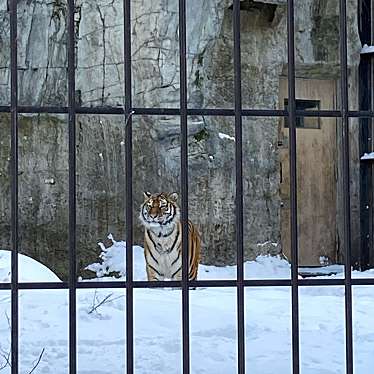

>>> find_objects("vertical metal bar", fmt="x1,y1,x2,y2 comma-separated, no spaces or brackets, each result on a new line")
232,1,245,374
370,0,374,268
67,0,77,373
179,0,190,373
10,0,19,373
124,0,134,373
358,0,372,270
339,0,353,373
287,1,300,373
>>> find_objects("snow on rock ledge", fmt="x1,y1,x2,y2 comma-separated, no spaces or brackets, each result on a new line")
361,152,374,160
218,132,236,141
361,44,374,55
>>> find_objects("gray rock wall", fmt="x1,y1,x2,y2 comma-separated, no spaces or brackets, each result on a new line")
0,0,362,278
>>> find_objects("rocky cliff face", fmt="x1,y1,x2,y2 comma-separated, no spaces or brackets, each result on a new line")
0,0,361,278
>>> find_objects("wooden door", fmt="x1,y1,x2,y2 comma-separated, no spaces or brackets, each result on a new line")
279,78,338,266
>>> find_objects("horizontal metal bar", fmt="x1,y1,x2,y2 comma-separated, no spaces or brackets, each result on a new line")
298,278,346,286
350,278,374,286
296,110,341,117
5,282,69,290
0,105,281,116
348,110,374,117
1,105,374,118
1,277,374,290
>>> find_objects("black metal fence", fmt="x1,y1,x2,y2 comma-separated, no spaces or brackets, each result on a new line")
1,0,374,373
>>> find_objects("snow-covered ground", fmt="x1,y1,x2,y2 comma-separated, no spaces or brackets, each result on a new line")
1,239,374,374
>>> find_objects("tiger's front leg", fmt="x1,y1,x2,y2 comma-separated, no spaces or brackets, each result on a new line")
170,267,182,281
170,268,197,290
146,264,165,281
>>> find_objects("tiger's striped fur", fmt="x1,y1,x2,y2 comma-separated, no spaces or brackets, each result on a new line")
139,192,201,281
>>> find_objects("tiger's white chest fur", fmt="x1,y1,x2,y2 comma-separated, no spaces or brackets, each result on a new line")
145,223,182,280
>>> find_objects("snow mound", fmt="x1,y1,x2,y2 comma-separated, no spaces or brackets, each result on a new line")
0,250,61,283
85,234,147,280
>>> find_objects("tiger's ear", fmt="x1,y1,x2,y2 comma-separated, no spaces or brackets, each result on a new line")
143,191,152,200
168,192,179,201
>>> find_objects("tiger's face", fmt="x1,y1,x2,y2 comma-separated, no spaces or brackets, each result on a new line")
140,192,180,229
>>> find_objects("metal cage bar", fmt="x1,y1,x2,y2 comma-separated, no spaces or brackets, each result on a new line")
3,276,374,291
67,0,77,372
178,0,190,373
2,105,374,118
339,0,354,373
10,0,19,373
287,1,300,373
123,0,134,372
232,1,245,373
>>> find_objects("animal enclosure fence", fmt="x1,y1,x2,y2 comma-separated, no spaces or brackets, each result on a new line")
0,0,373,373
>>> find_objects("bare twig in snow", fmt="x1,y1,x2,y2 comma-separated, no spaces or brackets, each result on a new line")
4,312,10,330
88,292,113,314
0,349,11,371
0,312,45,373
27,348,45,374
0,312,11,371
88,292,124,314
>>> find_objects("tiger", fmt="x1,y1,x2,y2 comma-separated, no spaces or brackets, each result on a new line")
139,191,201,281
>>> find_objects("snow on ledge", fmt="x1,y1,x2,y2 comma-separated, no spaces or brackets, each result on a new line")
361,152,374,160
361,44,374,55
218,132,235,141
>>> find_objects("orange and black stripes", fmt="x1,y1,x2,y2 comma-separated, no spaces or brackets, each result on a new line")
140,192,201,281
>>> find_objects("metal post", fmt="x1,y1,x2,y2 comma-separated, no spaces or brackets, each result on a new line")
123,0,134,373
287,1,300,373
178,0,190,373
67,0,77,372
10,0,19,372
339,1,353,373
232,1,245,373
